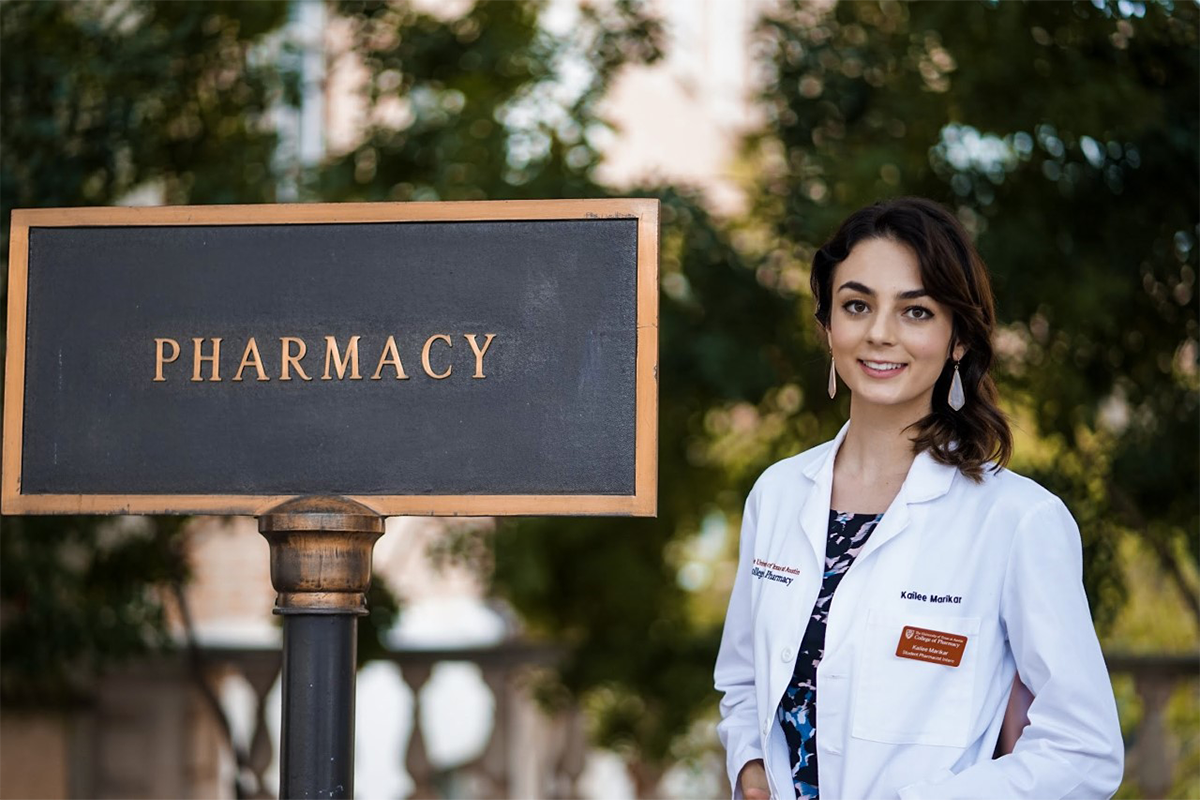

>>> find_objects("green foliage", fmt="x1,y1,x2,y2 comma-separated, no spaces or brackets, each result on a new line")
0,0,293,706
1014,429,1128,630
316,0,663,201
0,516,188,705
357,571,402,666
0,0,291,220
751,0,1199,625
0,0,676,770
491,186,807,766
312,0,745,771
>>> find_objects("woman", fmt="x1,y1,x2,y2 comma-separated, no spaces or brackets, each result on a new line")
714,198,1123,799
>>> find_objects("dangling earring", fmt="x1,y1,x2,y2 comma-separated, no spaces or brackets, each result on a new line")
948,360,966,411
828,352,837,399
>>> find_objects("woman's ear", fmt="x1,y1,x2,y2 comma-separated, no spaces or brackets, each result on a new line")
952,342,967,362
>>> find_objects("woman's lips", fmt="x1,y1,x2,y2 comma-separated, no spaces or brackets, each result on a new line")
858,359,907,378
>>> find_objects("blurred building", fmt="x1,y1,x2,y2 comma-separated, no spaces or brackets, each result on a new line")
0,514,593,800
588,0,764,216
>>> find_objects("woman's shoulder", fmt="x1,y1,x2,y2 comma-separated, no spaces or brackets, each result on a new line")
963,462,1070,518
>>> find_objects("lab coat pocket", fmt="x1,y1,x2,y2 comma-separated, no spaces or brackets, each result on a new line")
850,610,981,748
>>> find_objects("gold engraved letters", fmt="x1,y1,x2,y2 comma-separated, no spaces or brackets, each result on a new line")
421,334,453,380
153,334,498,383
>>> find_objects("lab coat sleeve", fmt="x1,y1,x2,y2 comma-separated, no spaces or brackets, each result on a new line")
714,484,765,799
898,497,1124,800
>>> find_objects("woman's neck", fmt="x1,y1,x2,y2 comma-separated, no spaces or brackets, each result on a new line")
837,397,929,483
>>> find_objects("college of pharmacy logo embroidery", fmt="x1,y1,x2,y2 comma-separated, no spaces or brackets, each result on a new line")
905,629,914,640
749,558,800,587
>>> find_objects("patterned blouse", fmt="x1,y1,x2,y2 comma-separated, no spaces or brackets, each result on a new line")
777,510,884,800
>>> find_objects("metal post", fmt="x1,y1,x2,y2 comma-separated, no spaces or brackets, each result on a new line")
258,497,384,800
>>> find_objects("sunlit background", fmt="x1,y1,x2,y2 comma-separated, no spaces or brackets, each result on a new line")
1,1,1196,798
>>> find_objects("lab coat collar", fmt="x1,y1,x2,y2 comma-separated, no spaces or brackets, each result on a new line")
797,422,959,564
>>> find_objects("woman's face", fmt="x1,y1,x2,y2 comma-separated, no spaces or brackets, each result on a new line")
827,237,962,416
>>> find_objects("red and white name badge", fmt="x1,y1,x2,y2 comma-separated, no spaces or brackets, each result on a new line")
895,625,969,667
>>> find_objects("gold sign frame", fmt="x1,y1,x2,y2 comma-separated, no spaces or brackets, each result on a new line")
2,199,659,517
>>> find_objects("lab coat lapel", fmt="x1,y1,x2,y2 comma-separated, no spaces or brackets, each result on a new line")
798,426,959,566
853,448,958,564
798,423,850,566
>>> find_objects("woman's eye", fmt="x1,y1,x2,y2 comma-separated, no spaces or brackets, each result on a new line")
905,306,934,320
843,300,868,314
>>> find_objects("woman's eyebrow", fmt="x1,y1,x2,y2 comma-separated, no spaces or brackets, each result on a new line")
837,281,928,300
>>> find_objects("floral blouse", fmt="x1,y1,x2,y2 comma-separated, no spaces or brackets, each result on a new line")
777,510,884,800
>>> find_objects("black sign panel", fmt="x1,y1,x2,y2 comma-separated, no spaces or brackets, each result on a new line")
2,200,658,516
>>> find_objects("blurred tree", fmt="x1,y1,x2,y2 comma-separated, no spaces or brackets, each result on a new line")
749,0,1199,627
317,0,664,202
0,0,290,218
0,8,311,798
313,1,792,789
0,0,294,706
0,0,731,791
489,188,809,790
0,516,189,705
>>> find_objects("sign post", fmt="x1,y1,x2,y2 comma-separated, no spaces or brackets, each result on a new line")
3,199,658,798
259,496,383,799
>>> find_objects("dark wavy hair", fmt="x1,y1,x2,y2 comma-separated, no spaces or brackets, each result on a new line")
810,197,1012,481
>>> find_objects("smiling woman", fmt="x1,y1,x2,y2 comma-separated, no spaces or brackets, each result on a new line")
827,238,961,423
810,196,1011,483
714,198,1123,800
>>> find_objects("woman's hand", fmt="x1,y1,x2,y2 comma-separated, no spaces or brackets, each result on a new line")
738,759,770,799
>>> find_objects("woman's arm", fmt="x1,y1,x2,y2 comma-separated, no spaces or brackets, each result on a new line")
715,486,767,799
996,674,1034,756
898,497,1124,799
738,759,771,800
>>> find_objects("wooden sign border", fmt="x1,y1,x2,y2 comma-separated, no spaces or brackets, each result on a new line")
2,198,659,517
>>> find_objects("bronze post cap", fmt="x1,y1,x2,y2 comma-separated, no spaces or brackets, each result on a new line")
258,495,385,534
258,496,385,616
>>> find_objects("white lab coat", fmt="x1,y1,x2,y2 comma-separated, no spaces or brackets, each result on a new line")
714,424,1123,799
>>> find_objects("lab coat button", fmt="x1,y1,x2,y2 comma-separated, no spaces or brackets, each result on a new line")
781,646,794,662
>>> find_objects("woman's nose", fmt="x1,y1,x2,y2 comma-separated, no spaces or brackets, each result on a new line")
866,311,896,345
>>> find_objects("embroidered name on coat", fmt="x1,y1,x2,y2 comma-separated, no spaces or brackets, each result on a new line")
899,590,963,604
